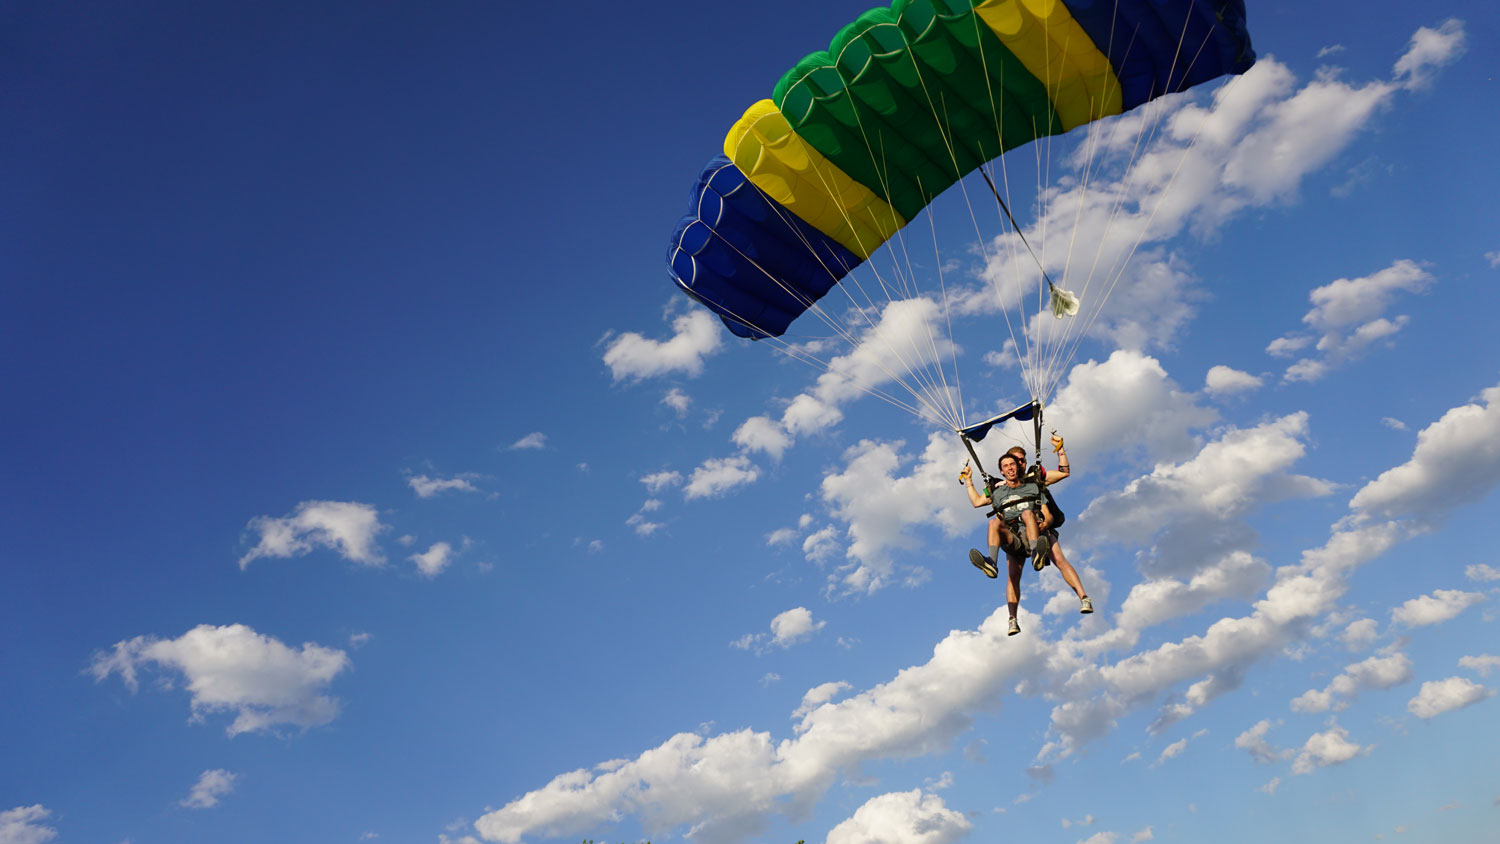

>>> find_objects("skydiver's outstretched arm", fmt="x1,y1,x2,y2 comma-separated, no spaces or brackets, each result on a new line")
960,465,992,509
1039,434,1072,485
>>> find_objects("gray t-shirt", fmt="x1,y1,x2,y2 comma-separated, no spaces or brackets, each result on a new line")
987,480,1041,526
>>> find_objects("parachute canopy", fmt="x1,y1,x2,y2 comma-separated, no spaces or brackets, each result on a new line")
668,0,1255,341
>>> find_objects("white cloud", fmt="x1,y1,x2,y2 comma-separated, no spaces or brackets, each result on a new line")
1458,655,1500,677
410,541,455,578
472,608,1046,844
1340,618,1379,650
181,769,238,809
239,501,386,569
1079,412,1333,577
1290,651,1412,713
1407,677,1492,719
732,416,792,460
1390,590,1484,627
1381,417,1407,431
735,607,826,654
1235,720,1289,765
1466,563,1500,582
1258,777,1281,796
769,607,825,647
1486,250,1500,269
683,456,760,500
1349,382,1500,526
802,525,840,564
1291,724,1366,774
627,512,664,537
792,681,852,720
640,470,682,493
0,806,56,844
408,474,480,498
825,790,971,844
1131,827,1155,843
1266,335,1311,357
1204,365,1262,396
603,310,723,381
1279,260,1434,382
90,624,350,736
1155,737,1189,765
765,527,798,547
508,432,547,450
1392,19,1467,90
662,388,692,416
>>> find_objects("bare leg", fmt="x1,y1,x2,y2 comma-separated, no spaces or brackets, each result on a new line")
987,517,1001,548
1049,539,1087,599
1006,554,1023,617
1020,510,1039,546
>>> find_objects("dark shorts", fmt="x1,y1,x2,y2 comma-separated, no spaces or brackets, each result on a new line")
991,518,1060,558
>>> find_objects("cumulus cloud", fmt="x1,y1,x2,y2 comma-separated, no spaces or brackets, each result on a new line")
732,416,792,460
733,607,826,653
89,623,350,736
640,470,683,493
472,608,1045,844
1079,412,1333,577
0,806,56,844
1465,563,1500,582
1155,737,1189,765
662,388,692,417
1291,724,1366,774
684,456,760,500
825,790,971,844
239,501,386,569
792,681,852,720
508,432,547,450
181,769,238,809
410,541,455,578
1340,618,1379,650
1272,260,1434,382
1235,720,1290,765
1348,381,1500,527
1390,590,1484,627
1290,650,1413,712
1458,655,1500,677
603,310,723,381
408,474,480,498
1204,365,1262,396
1392,19,1467,90
1407,677,1492,719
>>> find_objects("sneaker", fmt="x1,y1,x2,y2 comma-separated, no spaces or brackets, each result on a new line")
1032,534,1052,571
969,548,998,579
1079,596,1094,614
1008,616,1021,636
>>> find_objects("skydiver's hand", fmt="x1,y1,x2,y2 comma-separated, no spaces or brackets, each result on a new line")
1051,433,1065,453
959,465,972,482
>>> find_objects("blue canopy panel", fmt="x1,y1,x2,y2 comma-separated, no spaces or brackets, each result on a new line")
667,156,862,340
1066,0,1255,111
958,401,1039,442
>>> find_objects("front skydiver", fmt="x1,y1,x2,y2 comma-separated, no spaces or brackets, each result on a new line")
960,451,1051,636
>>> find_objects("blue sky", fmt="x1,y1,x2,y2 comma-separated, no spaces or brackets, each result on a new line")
3,2,1499,843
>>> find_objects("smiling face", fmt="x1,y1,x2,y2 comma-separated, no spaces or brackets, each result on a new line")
998,453,1021,482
